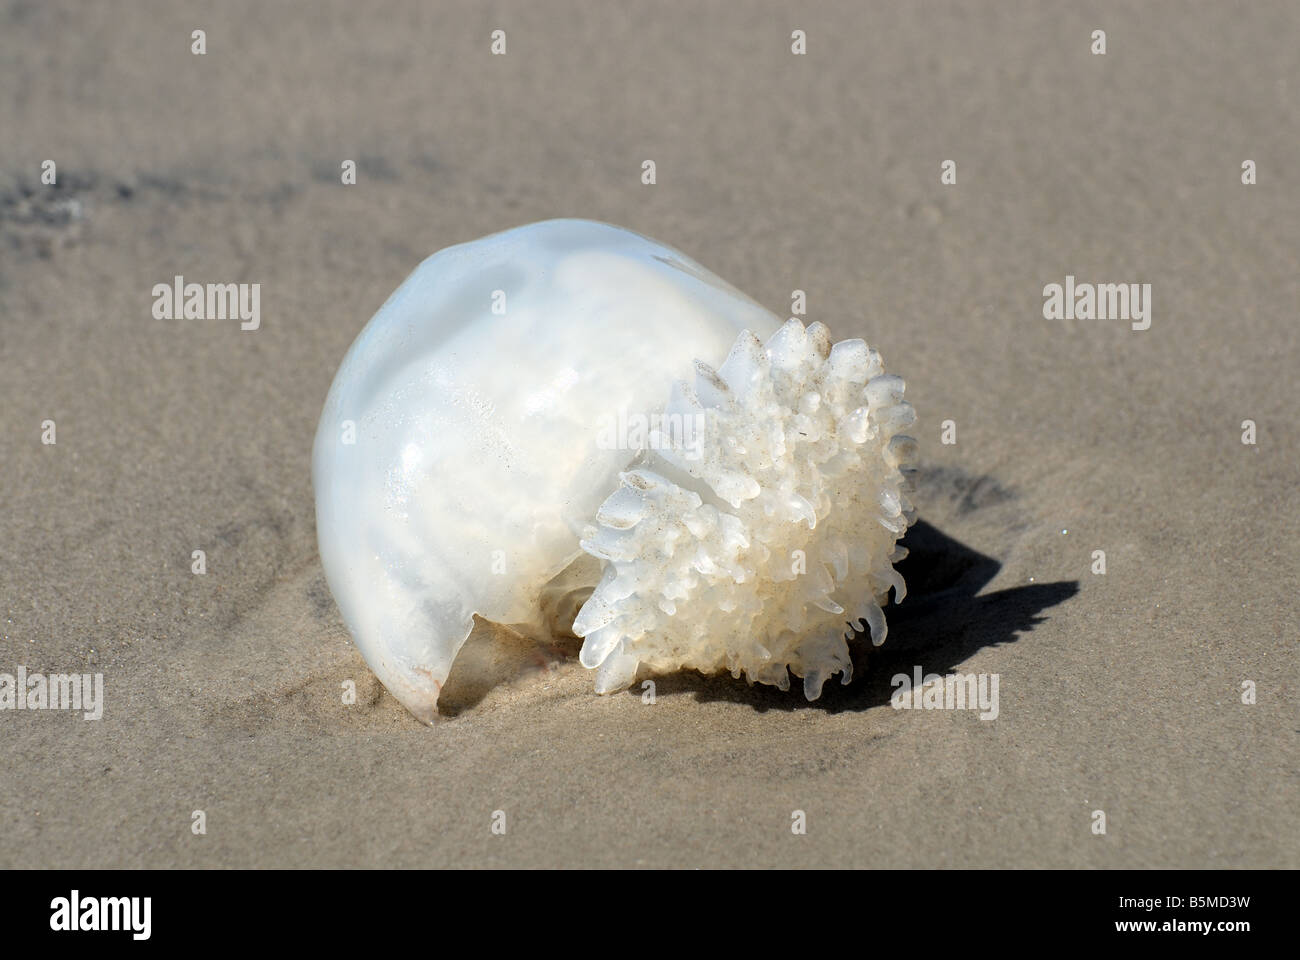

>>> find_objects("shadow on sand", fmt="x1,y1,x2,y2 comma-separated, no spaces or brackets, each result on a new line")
629,519,1078,713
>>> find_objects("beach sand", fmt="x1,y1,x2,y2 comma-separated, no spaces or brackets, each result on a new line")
1,0,1296,867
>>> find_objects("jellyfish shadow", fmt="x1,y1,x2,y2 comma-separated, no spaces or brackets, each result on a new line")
633,519,1079,713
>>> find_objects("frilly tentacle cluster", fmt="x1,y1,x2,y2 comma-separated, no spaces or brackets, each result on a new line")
572,317,918,699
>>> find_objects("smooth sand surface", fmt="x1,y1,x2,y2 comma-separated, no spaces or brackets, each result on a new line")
1,1,1296,867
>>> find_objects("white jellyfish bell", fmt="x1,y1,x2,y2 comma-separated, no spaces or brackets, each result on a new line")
312,219,917,724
